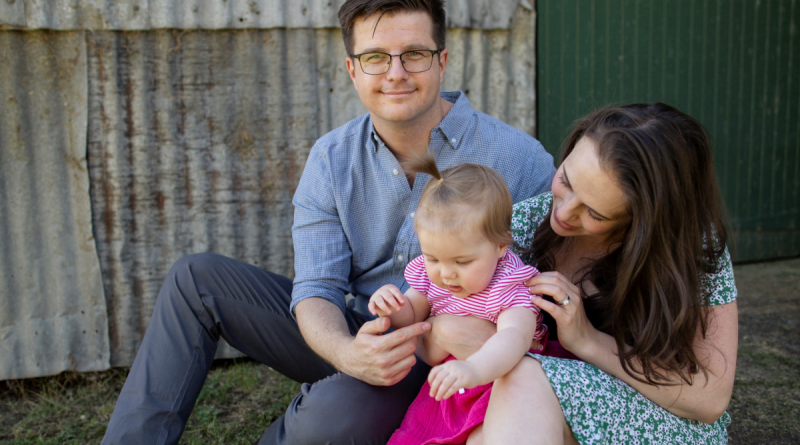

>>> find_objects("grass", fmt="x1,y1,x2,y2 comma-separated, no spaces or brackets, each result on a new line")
1,361,300,445
1,258,799,444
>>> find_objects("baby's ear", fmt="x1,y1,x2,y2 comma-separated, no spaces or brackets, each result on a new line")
498,243,509,258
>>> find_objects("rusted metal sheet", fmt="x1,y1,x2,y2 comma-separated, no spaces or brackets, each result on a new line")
87,7,536,367
1,0,523,30
0,4,536,375
0,31,111,380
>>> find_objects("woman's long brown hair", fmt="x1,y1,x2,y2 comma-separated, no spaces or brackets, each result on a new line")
524,103,729,385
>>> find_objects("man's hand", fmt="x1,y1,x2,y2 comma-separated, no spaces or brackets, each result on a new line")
296,297,430,386
338,317,430,386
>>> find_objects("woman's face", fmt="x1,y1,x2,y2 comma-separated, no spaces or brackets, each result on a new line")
550,137,630,243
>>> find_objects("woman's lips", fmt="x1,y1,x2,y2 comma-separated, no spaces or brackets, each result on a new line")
553,208,577,231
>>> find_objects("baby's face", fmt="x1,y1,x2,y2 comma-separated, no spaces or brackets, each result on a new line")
417,227,507,298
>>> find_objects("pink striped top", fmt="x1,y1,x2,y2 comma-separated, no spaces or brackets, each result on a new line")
405,250,547,341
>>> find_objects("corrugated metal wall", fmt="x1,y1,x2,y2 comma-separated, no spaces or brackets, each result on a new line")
0,1,537,378
0,0,522,29
537,0,800,262
0,31,110,379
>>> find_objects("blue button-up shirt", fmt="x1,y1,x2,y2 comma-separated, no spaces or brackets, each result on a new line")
291,91,555,320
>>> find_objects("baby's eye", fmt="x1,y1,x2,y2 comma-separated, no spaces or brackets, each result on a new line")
456,260,471,265
427,258,439,263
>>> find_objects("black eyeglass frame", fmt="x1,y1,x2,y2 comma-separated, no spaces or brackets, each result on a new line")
350,49,442,75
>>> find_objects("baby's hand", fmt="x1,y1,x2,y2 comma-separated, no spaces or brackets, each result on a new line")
427,360,481,401
368,284,405,317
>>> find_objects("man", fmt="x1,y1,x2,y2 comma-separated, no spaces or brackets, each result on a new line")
102,0,555,443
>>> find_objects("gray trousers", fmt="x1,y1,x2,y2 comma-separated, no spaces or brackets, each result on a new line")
101,253,430,445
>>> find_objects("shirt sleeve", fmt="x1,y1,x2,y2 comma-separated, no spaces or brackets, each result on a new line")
702,246,738,305
290,146,351,318
404,255,430,296
511,192,553,260
492,282,548,342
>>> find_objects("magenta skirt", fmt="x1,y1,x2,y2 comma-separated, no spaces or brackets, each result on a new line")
388,341,578,445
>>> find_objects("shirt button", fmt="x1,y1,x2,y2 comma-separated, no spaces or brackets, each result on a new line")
451,138,457,144
393,168,399,175
410,212,415,218
397,255,404,262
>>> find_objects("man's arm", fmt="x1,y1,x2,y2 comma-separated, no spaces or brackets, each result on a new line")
296,297,431,386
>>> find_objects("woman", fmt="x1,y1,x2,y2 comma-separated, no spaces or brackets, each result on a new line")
428,103,737,444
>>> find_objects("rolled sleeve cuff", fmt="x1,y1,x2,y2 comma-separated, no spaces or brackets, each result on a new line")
290,283,348,319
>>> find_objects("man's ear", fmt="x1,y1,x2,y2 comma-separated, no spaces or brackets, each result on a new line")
437,48,448,84
346,56,358,87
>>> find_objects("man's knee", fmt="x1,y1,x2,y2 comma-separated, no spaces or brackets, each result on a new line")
167,252,227,285
282,374,408,444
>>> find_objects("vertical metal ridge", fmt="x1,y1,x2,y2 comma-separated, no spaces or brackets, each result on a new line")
75,12,537,367
0,31,110,380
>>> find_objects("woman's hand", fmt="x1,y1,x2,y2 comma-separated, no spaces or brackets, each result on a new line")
526,271,600,356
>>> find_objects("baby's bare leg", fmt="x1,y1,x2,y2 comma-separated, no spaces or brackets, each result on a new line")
466,423,484,445
484,357,578,444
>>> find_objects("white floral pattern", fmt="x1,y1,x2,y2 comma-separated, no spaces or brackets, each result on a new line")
513,192,735,444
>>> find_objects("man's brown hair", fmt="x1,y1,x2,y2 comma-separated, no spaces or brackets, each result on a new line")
338,0,447,56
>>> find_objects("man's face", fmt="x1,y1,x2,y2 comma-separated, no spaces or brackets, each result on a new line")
346,11,448,127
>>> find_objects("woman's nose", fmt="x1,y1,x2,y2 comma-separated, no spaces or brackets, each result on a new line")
558,194,580,221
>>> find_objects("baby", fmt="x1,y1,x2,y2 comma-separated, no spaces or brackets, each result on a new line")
369,153,547,445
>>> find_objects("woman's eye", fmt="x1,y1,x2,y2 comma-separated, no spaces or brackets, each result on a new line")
558,173,570,189
588,212,603,222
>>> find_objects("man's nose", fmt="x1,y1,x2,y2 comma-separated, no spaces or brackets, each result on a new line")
385,55,409,81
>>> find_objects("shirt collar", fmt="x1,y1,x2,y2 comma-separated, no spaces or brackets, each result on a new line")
368,90,474,153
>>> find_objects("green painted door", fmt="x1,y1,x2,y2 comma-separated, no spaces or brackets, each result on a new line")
537,0,799,262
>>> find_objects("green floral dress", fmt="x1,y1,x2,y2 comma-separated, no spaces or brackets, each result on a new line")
511,192,736,445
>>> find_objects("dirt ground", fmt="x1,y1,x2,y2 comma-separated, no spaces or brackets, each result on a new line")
726,257,800,444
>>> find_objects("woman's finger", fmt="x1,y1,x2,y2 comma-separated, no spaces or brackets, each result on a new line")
528,283,571,305
531,295,566,323
527,272,580,294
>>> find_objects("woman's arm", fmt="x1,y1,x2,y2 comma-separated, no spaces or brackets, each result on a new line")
423,313,544,361
529,271,738,423
427,308,538,400
579,302,737,423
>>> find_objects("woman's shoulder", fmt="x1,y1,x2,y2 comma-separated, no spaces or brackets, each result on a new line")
702,246,737,305
512,192,553,252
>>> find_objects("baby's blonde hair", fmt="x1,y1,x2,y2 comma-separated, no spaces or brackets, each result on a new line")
404,152,513,245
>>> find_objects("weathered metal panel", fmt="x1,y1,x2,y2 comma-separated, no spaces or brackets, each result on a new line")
85,6,536,367
0,31,111,380
2,0,523,30
0,0,26,27
537,0,799,262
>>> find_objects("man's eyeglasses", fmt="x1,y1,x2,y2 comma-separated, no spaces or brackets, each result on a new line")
350,49,441,75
